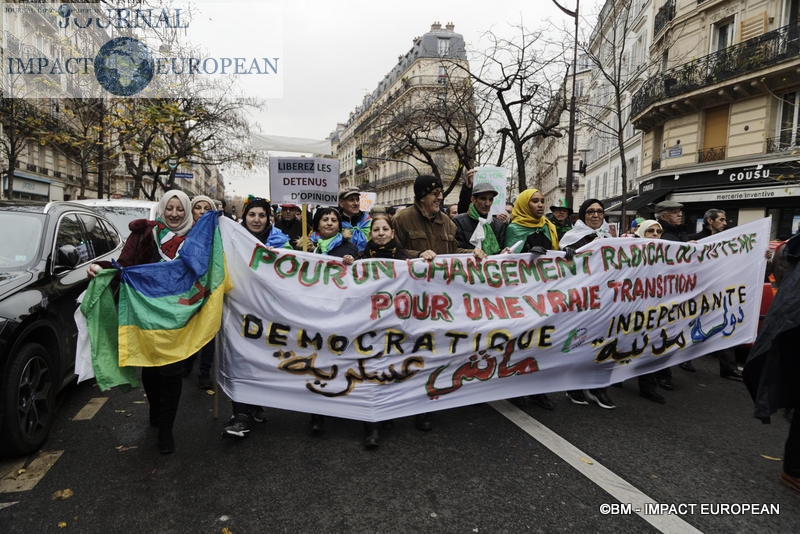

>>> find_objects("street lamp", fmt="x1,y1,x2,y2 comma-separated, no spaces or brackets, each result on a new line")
552,0,580,208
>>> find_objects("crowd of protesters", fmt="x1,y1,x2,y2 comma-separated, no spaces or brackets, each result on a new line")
86,170,795,500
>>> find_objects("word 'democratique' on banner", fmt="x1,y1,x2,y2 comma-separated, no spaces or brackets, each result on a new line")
216,217,770,421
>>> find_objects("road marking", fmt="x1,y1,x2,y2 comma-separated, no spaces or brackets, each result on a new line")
490,400,702,534
72,397,108,421
0,450,64,494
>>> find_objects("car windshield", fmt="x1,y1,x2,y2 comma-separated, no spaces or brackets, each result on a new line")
88,206,151,238
0,213,44,269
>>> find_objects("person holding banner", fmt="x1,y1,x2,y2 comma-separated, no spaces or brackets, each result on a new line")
503,188,560,411
359,212,411,261
559,199,616,410
654,200,696,378
393,174,476,261
223,197,292,438
239,197,292,249
633,220,668,404
305,207,359,261
354,212,411,448
393,174,477,429
338,187,372,253
187,195,219,389
87,190,195,454
504,188,560,254
453,182,508,257
302,206,359,434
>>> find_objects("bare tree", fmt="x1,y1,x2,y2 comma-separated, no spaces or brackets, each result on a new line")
577,0,685,220
465,24,565,193
371,63,488,197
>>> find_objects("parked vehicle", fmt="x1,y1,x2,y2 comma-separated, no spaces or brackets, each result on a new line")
0,201,124,456
71,198,158,239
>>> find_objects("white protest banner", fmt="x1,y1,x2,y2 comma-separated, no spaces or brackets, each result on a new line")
475,166,508,217
217,217,770,421
269,156,339,206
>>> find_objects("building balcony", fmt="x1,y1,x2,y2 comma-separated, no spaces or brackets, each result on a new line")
651,158,661,171
632,23,800,130
697,146,725,163
766,134,800,153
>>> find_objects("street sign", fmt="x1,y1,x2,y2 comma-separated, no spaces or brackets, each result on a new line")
174,172,193,180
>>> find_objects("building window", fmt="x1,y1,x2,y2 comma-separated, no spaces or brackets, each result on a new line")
713,17,735,52
602,172,608,199
437,38,450,56
437,66,448,84
778,91,800,149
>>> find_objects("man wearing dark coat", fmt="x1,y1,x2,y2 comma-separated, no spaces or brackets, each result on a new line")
744,234,800,492
453,182,507,254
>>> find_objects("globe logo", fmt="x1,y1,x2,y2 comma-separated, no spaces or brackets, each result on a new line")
94,37,154,96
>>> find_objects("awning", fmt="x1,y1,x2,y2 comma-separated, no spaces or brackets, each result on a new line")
624,189,668,211
12,170,53,184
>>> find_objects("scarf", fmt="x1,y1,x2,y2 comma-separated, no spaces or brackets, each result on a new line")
468,204,500,255
341,212,371,251
560,219,613,248
266,226,292,249
153,190,193,261
311,232,343,255
506,189,559,250
153,219,187,261
363,238,404,259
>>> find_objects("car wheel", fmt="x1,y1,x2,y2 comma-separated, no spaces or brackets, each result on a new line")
0,343,56,456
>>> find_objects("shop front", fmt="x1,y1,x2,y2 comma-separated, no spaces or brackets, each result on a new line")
1,171,53,200
633,158,800,240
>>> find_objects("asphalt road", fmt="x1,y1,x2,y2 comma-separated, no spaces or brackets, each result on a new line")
1,354,798,533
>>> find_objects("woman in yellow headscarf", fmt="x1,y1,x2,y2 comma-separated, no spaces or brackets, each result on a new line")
503,188,560,412
504,188,560,252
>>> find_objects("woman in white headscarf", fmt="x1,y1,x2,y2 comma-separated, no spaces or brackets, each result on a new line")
561,198,617,410
88,190,194,454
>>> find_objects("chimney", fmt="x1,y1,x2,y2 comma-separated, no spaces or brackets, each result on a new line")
431,21,441,30
445,22,454,31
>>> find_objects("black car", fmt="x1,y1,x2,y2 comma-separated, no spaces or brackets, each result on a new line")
0,201,124,456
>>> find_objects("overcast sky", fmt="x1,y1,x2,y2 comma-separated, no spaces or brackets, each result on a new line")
220,0,600,198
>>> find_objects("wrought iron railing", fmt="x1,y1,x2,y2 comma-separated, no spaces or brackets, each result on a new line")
632,23,800,119
766,134,799,153
698,146,725,163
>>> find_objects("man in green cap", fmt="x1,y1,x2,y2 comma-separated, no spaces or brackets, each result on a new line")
547,198,573,239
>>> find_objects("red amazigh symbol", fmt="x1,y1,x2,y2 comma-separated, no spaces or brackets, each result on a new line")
178,281,210,305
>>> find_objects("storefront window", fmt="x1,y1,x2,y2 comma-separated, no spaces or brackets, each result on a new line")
768,207,800,240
